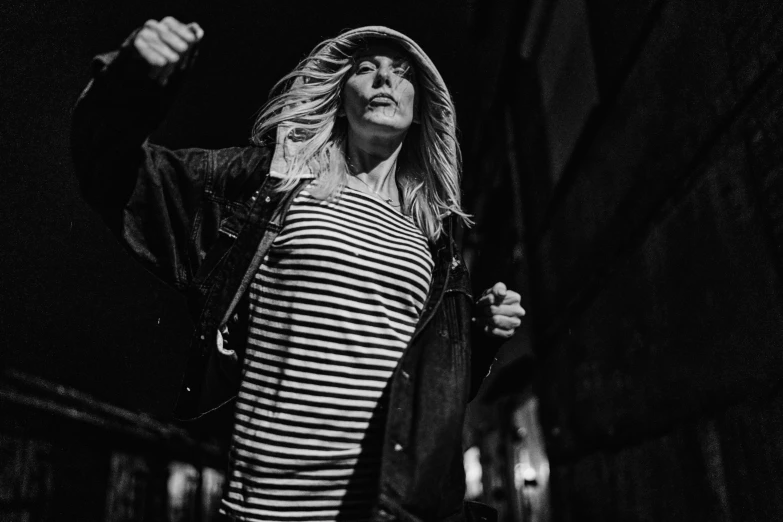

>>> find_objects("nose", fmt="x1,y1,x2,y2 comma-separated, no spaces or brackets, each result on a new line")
372,65,394,88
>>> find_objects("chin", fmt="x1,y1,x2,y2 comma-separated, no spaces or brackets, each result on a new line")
362,117,412,135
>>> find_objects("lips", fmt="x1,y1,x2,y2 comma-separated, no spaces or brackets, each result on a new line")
369,93,396,105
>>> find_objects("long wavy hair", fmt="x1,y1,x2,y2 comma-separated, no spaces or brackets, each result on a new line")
250,28,471,242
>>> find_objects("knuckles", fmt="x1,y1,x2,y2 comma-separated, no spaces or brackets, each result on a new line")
139,17,199,45
491,328,514,339
490,316,521,329
131,16,202,84
137,27,156,40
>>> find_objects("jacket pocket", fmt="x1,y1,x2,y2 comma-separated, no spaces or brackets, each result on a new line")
217,213,243,239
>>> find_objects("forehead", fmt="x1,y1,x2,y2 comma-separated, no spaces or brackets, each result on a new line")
354,41,414,63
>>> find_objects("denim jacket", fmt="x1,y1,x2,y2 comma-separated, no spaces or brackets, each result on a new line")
71,42,500,522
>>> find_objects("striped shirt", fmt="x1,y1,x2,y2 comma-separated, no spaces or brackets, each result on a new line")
222,186,434,522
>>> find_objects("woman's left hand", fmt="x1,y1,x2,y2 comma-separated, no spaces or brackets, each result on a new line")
474,282,526,339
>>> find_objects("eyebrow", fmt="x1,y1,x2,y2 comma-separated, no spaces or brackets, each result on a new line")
355,54,412,64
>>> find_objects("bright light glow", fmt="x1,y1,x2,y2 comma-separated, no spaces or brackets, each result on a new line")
464,446,484,499
514,462,539,489
168,462,198,520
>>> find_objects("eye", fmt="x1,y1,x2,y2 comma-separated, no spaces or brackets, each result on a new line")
355,62,376,74
393,64,414,79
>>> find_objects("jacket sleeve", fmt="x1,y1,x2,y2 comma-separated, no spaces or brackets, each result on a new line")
71,33,212,290
469,323,504,401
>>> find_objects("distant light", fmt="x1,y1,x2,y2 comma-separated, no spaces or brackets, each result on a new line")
168,462,198,519
514,463,538,489
464,446,484,499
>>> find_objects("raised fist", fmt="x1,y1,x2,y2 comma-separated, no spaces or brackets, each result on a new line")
133,16,204,85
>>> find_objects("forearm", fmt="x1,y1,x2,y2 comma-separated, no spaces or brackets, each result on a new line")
70,24,209,289
71,36,179,226
468,323,504,401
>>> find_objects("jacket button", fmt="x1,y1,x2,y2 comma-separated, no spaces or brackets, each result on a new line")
393,443,403,452
264,196,271,203
199,334,205,340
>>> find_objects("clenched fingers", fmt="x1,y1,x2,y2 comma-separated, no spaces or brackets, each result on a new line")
473,283,526,339
476,287,521,307
160,16,201,48
484,326,516,339
133,16,203,85
476,303,526,319
474,317,517,339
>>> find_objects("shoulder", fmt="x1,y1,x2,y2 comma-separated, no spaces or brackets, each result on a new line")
209,144,273,204
211,144,273,176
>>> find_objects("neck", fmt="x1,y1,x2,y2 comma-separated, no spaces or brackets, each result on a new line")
345,129,406,195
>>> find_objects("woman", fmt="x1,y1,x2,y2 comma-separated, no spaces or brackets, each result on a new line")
72,16,525,522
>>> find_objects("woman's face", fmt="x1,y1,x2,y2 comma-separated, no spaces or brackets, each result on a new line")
342,43,418,142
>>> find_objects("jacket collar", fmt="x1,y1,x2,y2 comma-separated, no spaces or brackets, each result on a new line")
268,123,317,180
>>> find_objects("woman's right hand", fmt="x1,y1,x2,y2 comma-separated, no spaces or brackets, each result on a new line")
133,16,204,86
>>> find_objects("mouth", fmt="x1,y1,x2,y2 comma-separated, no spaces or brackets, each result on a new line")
368,93,397,105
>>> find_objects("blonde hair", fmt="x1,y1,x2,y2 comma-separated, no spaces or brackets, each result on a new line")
250,29,471,241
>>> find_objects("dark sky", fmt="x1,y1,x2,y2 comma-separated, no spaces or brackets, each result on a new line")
1,1,492,418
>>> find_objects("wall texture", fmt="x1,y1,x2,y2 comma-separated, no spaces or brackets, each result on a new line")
466,0,783,520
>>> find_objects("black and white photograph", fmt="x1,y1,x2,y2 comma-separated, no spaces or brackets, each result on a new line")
2,1,782,521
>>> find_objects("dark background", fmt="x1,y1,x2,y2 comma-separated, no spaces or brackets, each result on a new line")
0,0,491,418
8,0,783,519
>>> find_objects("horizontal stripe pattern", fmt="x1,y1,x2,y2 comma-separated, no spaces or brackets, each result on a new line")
223,187,433,522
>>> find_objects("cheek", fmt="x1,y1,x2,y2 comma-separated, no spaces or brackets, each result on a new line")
401,85,417,114
342,78,362,103
341,81,363,115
